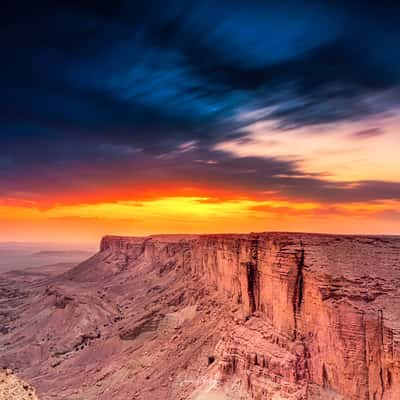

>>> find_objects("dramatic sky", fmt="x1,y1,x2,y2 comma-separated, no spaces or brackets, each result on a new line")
1,0,400,243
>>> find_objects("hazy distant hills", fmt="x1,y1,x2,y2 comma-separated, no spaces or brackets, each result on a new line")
0,242,95,273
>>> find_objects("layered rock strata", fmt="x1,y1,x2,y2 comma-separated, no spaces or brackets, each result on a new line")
1,233,399,399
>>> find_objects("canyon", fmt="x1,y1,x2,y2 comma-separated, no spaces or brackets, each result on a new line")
0,232,400,399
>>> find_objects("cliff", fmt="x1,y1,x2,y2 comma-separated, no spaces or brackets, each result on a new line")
1,233,400,400
99,233,400,399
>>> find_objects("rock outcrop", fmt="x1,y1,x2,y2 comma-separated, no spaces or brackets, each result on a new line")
0,369,39,400
1,233,400,399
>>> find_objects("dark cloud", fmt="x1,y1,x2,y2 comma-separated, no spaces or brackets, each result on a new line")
1,0,400,204
350,128,385,139
1,140,399,205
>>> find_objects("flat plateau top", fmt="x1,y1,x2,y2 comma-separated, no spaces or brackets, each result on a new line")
102,232,400,280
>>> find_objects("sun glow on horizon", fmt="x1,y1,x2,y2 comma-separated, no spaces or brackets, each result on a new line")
1,196,399,243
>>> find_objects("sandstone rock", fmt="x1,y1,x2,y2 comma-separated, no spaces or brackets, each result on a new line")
0,233,399,399
0,368,39,400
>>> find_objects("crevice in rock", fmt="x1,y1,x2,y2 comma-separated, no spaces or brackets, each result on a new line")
378,309,385,399
387,370,392,387
246,263,258,314
292,242,305,336
322,364,329,388
379,367,385,399
245,237,260,314
236,291,242,304
363,312,370,395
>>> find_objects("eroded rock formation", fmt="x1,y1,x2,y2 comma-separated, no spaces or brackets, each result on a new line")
1,233,399,399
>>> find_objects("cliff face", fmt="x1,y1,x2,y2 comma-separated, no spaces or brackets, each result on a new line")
99,233,400,400
1,233,399,400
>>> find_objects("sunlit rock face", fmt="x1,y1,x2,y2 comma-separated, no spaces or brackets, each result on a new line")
186,233,400,399
1,233,400,399
0,369,39,400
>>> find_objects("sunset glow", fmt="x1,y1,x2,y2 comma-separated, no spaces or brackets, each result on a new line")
1,1,399,243
1,196,399,243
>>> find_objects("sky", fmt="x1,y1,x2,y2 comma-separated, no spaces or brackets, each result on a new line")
1,0,400,244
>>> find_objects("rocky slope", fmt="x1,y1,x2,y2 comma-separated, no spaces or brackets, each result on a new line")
0,368,38,400
1,233,400,399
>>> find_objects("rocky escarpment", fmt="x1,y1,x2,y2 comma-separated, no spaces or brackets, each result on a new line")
100,233,400,399
1,233,400,400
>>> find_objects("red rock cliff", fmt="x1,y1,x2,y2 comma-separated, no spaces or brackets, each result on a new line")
2,233,399,400
99,233,400,399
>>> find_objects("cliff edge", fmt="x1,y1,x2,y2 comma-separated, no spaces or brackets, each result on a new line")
1,232,399,399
